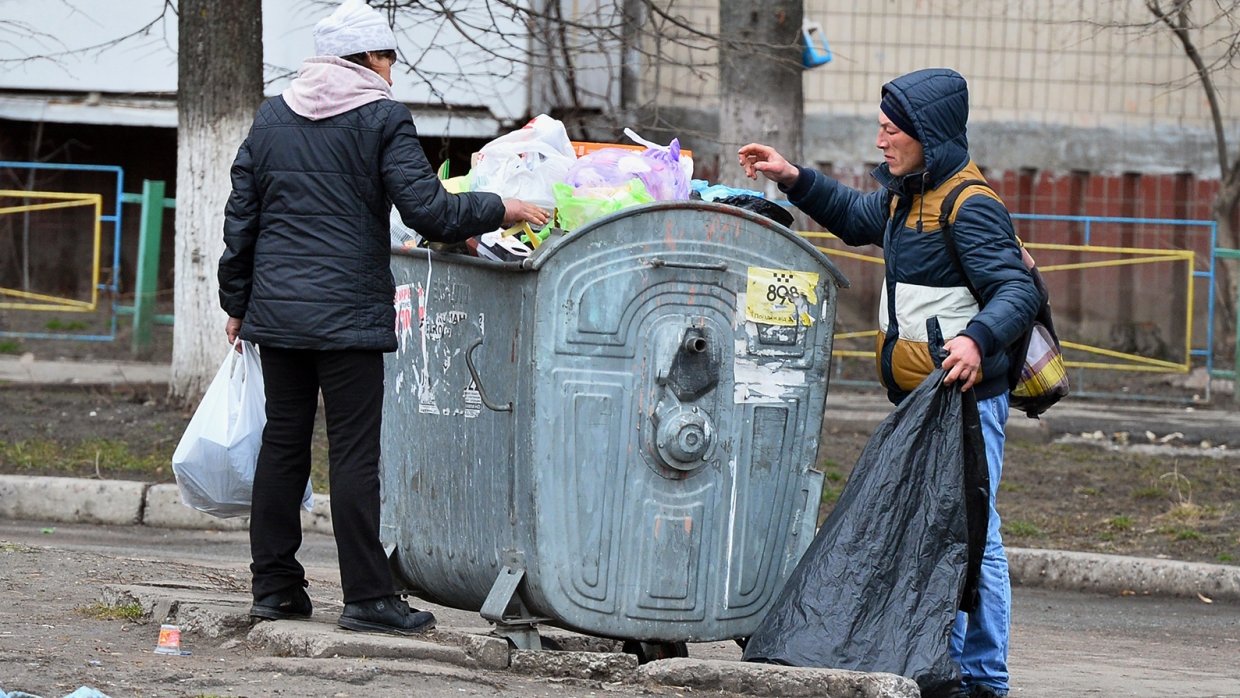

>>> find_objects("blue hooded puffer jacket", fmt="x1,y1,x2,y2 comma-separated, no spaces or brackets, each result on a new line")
784,68,1040,403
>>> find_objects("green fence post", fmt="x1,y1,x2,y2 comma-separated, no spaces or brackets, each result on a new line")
131,179,166,358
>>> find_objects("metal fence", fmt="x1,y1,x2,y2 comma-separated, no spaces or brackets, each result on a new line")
802,212,1226,403
0,161,124,342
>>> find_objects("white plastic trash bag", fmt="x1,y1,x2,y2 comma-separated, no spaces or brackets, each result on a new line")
470,114,577,210
171,342,313,518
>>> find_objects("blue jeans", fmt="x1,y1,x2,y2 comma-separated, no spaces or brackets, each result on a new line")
951,392,1011,694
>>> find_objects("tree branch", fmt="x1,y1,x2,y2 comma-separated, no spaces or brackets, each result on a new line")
1147,0,1231,181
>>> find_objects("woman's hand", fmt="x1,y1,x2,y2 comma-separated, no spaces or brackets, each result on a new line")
225,316,243,352
502,199,551,228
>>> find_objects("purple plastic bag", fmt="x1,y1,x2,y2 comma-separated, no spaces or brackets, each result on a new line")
564,130,691,201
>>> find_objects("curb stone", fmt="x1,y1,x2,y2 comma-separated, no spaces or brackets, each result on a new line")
637,657,920,698
0,475,145,525
141,485,247,531
1008,547,1240,603
247,620,471,664
0,477,332,535
102,583,253,640
509,648,639,682
102,583,917,698
140,483,333,535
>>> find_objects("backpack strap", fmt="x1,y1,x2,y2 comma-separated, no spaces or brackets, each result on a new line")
938,179,992,303
938,179,992,232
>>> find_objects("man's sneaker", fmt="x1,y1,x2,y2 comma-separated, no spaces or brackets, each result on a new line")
249,583,313,621
338,595,436,636
968,685,1008,698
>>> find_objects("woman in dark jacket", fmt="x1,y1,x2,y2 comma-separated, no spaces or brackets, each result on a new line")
218,0,548,636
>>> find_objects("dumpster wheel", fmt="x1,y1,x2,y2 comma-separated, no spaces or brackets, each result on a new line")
622,640,689,664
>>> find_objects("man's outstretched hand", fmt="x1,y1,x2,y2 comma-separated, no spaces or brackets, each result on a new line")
738,143,799,186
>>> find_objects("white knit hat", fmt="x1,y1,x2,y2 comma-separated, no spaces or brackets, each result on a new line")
314,0,398,57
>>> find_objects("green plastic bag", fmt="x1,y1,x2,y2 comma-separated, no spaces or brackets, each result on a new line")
553,179,653,231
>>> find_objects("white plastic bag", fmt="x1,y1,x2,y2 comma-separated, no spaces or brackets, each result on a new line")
171,342,313,518
470,114,577,209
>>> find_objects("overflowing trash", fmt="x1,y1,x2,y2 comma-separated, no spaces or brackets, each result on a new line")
470,113,577,210
394,114,796,258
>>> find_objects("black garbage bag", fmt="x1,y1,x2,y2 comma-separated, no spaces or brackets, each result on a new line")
742,369,990,697
715,194,795,228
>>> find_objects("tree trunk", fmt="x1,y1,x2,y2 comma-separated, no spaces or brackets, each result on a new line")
171,0,263,405
717,1,804,189
1213,166,1239,365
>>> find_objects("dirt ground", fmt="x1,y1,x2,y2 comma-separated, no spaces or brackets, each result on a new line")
1,307,1239,567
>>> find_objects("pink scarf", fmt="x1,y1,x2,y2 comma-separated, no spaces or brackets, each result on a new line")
281,56,392,120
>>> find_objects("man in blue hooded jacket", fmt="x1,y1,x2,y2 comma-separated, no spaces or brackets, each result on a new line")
739,68,1039,698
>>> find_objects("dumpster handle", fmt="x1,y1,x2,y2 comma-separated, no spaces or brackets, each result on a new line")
646,257,728,272
466,338,513,412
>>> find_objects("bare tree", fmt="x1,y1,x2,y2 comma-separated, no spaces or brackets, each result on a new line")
170,0,263,405
717,2,804,188
1142,0,1240,349
0,1,177,70
1145,0,1240,248
360,0,804,179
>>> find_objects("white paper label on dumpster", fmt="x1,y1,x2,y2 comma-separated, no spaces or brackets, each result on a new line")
745,267,818,327
462,380,481,419
733,357,808,404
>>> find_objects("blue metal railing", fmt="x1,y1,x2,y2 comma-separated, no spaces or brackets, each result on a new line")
1011,212,1219,377
0,161,125,342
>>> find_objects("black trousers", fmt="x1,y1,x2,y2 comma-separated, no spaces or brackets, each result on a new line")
250,347,392,604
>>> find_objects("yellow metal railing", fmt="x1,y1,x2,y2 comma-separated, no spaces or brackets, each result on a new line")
800,231,1196,375
0,189,103,312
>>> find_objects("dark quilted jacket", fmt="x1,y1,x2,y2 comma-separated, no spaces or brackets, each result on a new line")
218,96,504,351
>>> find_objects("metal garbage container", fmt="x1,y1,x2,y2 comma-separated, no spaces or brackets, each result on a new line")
380,201,848,651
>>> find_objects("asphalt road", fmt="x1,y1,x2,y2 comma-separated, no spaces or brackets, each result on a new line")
1,520,1238,698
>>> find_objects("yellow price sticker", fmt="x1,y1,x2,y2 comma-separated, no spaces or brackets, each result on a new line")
745,266,819,326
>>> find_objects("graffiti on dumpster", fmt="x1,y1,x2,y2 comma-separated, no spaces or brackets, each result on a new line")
394,284,416,348
423,309,470,342
393,283,487,419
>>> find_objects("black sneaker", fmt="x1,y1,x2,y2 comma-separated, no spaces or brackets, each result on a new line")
249,583,312,621
338,595,436,636
925,683,969,698
969,685,1008,698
